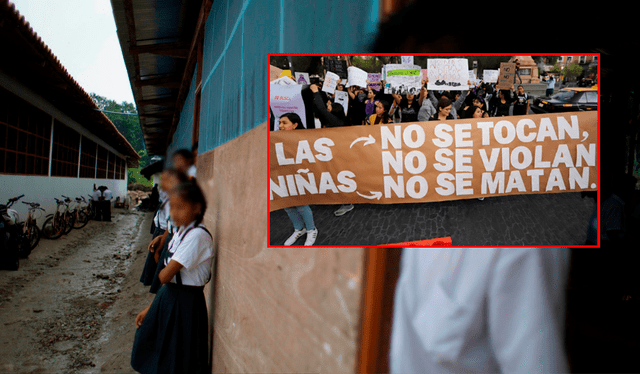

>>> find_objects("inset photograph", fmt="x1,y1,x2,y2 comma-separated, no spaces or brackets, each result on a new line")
268,54,599,247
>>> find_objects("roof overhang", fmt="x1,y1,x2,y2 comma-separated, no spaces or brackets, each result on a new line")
110,0,210,157
0,0,140,167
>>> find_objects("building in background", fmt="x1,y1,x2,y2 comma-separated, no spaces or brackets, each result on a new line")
0,1,139,225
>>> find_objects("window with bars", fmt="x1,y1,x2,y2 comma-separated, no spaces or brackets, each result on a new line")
51,120,80,177
115,156,125,180
96,145,108,179
80,137,97,178
0,86,52,175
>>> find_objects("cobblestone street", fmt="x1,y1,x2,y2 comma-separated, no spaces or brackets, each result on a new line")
270,192,596,246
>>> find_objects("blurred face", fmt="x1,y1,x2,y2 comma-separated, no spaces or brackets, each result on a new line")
169,193,201,228
279,116,298,131
517,86,524,95
375,101,384,115
326,100,333,112
439,104,452,117
173,155,190,173
368,90,375,99
473,98,482,107
160,172,180,193
406,94,415,101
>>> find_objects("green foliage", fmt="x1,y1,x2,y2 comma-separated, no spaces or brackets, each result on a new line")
89,93,154,184
563,63,583,81
350,56,385,73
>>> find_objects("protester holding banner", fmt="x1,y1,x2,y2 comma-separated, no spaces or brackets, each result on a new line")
346,85,367,126
278,113,318,246
417,85,437,121
310,84,348,128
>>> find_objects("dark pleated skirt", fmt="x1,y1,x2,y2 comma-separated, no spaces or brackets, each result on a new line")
131,283,209,374
139,227,166,286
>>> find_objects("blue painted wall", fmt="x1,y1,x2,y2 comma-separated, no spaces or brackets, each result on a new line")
191,0,379,154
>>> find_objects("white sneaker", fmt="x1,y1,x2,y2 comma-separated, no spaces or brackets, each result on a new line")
284,229,306,246
334,204,354,217
304,228,318,246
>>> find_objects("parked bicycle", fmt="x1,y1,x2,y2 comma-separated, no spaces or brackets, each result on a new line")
83,195,96,221
72,197,89,229
60,196,76,235
1,194,25,270
20,201,45,257
42,198,67,240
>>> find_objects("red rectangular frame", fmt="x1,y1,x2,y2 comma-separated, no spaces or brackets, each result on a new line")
267,53,601,249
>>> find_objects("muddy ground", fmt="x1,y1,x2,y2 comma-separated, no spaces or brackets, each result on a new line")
0,209,156,373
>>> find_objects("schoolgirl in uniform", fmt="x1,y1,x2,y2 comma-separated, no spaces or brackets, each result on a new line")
132,181,213,374
140,169,188,287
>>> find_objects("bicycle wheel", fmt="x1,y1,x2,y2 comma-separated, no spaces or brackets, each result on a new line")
73,211,89,229
63,212,74,235
26,223,40,250
42,215,64,240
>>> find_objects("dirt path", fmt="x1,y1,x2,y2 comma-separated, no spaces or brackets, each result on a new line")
0,209,156,373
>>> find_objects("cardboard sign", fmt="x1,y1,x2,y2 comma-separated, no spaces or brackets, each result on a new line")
334,90,349,116
483,69,499,83
325,59,348,79
295,72,310,85
322,71,340,94
384,64,423,95
269,112,598,211
497,62,516,90
346,66,368,88
367,73,382,91
401,56,414,65
427,59,469,91
270,83,307,130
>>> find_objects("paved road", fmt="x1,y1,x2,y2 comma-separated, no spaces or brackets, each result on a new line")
270,192,596,246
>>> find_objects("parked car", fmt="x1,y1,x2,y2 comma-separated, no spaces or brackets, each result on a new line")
531,87,598,114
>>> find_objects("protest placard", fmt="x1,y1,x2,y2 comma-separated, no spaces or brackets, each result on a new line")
384,64,423,95
427,59,469,90
295,72,310,85
368,73,382,91
346,66,368,88
322,71,340,94
401,56,414,65
483,69,499,83
334,90,349,116
269,112,598,211
325,59,348,79
497,62,516,90
269,83,307,130
469,70,478,86
271,75,297,86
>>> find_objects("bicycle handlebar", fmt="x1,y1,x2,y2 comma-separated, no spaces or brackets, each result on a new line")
5,194,25,207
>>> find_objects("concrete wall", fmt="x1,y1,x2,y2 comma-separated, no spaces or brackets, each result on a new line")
196,123,365,372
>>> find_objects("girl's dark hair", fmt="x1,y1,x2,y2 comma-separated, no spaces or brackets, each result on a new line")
438,96,452,109
375,100,391,124
280,112,303,129
330,103,347,122
173,181,207,226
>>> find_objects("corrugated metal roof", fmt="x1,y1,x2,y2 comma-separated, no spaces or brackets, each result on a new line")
0,0,140,167
110,0,203,156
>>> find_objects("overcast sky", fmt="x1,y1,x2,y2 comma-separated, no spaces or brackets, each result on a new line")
10,0,135,105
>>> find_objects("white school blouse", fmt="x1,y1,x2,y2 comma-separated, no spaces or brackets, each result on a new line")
153,192,171,231
390,248,570,374
165,221,213,287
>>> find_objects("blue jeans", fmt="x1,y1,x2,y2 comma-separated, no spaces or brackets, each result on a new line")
285,205,315,231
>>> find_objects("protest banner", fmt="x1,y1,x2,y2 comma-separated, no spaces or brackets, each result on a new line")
295,72,310,85
483,69,499,83
368,73,382,91
269,111,598,211
469,70,478,86
497,62,516,90
334,90,349,116
269,83,307,130
322,71,340,94
427,59,469,90
271,75,296,86
384,64,422,95
346,66,368,88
